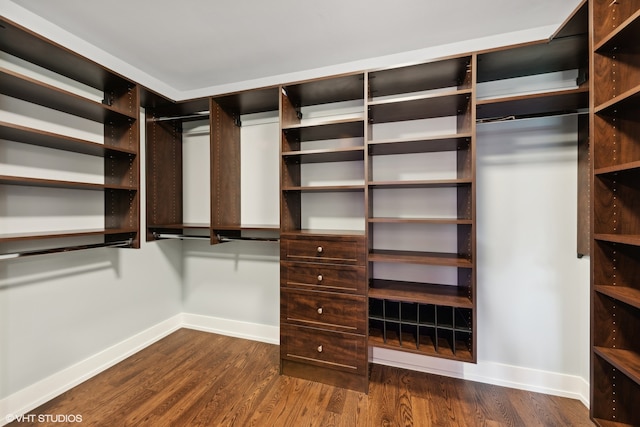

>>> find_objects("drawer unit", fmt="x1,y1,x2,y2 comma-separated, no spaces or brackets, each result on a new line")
279,233,368,392
281,324,367,374
281,235,366,265
280,262,366,294
281,288,367,333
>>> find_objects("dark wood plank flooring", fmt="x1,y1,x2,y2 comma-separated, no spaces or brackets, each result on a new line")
9,328,594,426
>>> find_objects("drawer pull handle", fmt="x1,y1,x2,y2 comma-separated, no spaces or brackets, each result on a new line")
317,345,323,353
317,274,323,282
317,246,323,253
317,307,323,315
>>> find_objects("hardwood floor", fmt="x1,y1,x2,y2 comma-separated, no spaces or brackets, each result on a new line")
9,329,594,426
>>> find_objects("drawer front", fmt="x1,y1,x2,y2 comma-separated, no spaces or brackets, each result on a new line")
281,262,366,294
282,289,367,333
281,324,367,373
281,237,365,265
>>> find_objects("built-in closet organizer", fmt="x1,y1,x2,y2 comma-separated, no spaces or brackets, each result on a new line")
366,55,477,362
590,0,640,425
279,74,369,392
145,87,280,244
0,17,140,259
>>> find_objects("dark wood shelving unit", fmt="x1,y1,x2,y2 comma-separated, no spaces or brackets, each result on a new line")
210,87,281,243
366,53,476,363
0,17,140,253
590,0,640,425
145,96,210,242
279,73,368,392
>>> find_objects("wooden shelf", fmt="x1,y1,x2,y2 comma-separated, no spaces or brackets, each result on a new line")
0,68,136,122
476,86,588,121
368,56,471,98
212,224,280,231
595,84,640,115
369,279,472,308
213,86,280,115
594,10,640,53
282,118,364,141
368,331,473,362
281,229,366,237
0,121,136,157
369,249,472,268
368,217,472,225
0,17,126,91
282,147,364,164
283,74,364,107
148,223,210,230
368,133,471,156
594,234,640,247
368,90,472,124
368,179,472,189
282,184,365,192
477,35,588,83
595,286,640,310
593,419,636,427
0,175,136,191
595,161,640,176
594,347,640,387
0,228,137,243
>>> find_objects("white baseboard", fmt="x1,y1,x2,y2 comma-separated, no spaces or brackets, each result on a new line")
0,315,182,426
371,347,590,408
181,313,279,345
1,315,589,426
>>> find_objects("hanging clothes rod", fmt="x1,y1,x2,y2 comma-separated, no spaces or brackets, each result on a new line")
215,234,279,243
152,112,210,122
0,239,133,260
153,233,210,240
476,109,589,124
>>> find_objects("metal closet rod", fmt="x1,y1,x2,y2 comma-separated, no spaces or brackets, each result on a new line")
151,112,210,122
153,232,278,242
0,239,133,261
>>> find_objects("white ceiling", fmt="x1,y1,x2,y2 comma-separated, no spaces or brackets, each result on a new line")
7,0,582,100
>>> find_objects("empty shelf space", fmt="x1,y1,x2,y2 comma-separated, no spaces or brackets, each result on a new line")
369,279,472,308
595,84,640,115
0,228,137,243
368,217,472,225
282,184,365,192
0,121,136,156
368,56,472,98
592,419,637,427
282,147,365,163
368,90,472,123
282,118,364,141
594,9,640,53
368,133,472,155
476,86,588,120
212,224,280,231
594,234,640,247
148,223,210,230
595,161,640,176
595,286,640,310
594,347,640,387
0,175,136,191
369,249,472,268
477,35,588,83
281,229,366,238
283,74,364,107
0,68,136,122
368,179,472,189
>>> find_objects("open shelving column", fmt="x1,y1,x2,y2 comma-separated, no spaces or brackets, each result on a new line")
590,0,640,425
366,55,477,362
0,17,140,255
210,87,281,243
145,96,210,241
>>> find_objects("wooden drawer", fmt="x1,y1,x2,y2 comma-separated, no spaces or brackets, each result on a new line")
281,236,365,265
281,324,367,374
282,289,367,333
281,262,365,294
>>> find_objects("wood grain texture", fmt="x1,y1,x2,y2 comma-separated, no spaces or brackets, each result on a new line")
8,329,594,427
